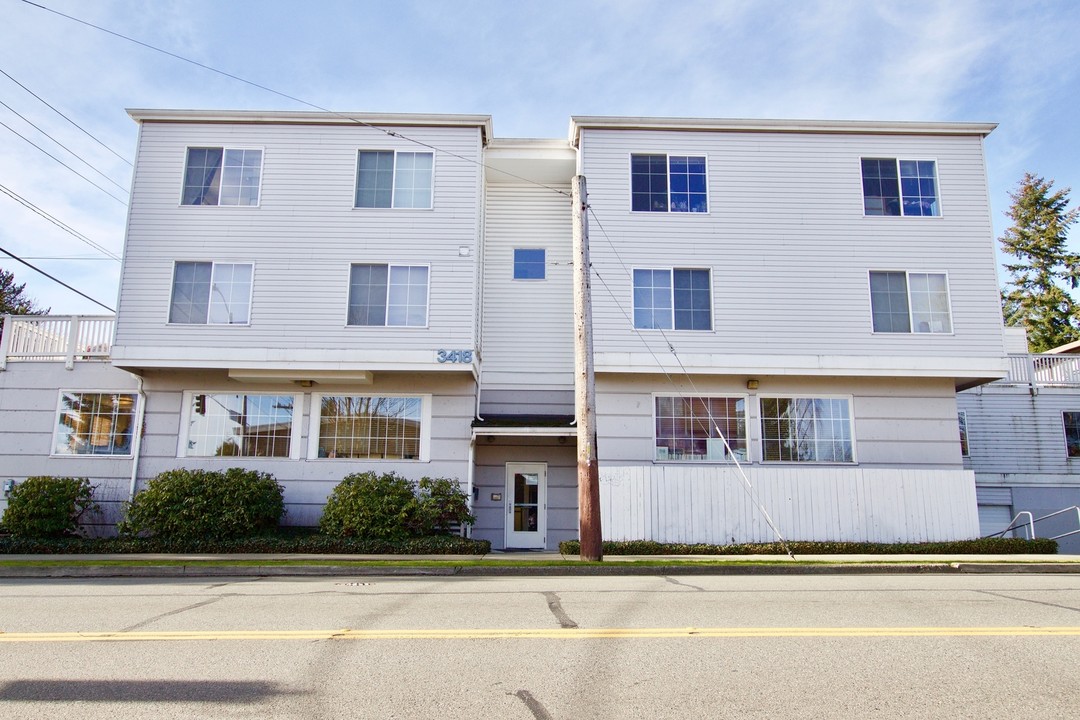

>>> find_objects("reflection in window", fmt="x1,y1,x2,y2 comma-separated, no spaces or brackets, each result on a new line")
513,472,539,532
760,397,853,463
869,271,951,334
186,393,294,457
631,154,707,212
54,392,137,455
348,264,428,327
355,150,433,209
958,411,969,457
182,147,262,206
1064,412,1080,458
513,248,546,280
317,395,422,460
861,158,938,216
633,268,711,330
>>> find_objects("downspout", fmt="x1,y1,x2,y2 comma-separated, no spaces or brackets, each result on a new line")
465,435,476,538
126,372,147,501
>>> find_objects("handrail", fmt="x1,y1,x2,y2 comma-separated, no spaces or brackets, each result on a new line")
1032,506,1080,542
983,506,1080,543
984,511,1034,541
1,314,114,369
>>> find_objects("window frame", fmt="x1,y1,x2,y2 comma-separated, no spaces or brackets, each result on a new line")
167,260,255,326
958,410,969,458
758,395,857,464
177,391,303,460
51,390,138,458
512,248,546,280
307,393,432,462
354,149,435,210
860,157,941,217
628,152,709,213
1063,411,1080,458
867,270,953,335
652,393,748,463
346,263,431,329
631,266,713,331
180,146,264,207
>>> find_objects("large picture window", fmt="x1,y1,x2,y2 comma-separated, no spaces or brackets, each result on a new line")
347,264,429,327
861,158,938,216
169,261,253,325
182,147,262,206
631,154,707,212
355,150,433,209
869,270,951,334
760,397,853,463
184,393,297,458
53,392,137,456
314,395,424,460
633,268,711,330
655,396,746,461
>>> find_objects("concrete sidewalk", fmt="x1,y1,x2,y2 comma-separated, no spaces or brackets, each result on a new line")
1,552,1078,578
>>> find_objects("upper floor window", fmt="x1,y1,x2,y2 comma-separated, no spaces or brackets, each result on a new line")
513,248,546,280
861,158,939,216
633,268,711,330
631,154,707,213
958,411,969,457
53,392,137,456
169,261,253,325
355,151,433,209
655,396,747,462
184,392,298,458
313,395,425,460
182,148,262,206
348,264,429,327
760,397,854,463
869,270,951,334
1063,412,1080,458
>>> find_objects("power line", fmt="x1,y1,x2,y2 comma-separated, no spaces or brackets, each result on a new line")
0,245,115,312
0,97,129,192
0,182,122,261
0,118,128,204
19,0,571,198
0,66,132,166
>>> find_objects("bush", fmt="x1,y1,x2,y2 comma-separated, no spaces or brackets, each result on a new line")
413,476,475,535
320,471,417,539
1,476,98,538
558,537,1059,556
118,468,284,541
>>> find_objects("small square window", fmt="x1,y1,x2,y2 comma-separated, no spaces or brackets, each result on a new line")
513,249,546,280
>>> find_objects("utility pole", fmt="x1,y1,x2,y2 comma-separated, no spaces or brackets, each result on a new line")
572,175,603,561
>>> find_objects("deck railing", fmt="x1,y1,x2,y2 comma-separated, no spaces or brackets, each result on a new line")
0,315,115,370
1002,352,1080,389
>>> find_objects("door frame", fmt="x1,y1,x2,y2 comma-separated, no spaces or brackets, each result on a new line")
504,462,547,549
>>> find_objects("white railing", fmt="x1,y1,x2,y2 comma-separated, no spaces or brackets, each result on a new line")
1003,353,1080,388
0,314,115,370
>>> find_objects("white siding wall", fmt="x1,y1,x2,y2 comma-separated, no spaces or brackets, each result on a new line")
480,183,574,414
578,129,1004,371
601,465,980,544
114,121,484,366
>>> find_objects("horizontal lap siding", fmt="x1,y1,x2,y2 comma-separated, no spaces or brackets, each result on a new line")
600,465,979,543
116,122,483,355
579,129,1003,362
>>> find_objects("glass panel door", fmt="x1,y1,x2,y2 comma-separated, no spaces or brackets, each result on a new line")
505,462,546,549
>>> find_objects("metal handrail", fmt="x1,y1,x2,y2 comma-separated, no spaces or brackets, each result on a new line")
1032,506,1080,541
984,511,1034,540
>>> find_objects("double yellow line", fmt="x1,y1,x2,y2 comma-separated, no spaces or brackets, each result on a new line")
1,626,1079,642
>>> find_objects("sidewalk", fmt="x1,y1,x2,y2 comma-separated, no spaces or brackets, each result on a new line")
1,552,1078,578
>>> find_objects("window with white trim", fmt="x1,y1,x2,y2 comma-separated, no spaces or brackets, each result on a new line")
182,147,262,206
631,154,707,212
184,393,297,458
314,395,424,460
347,264,429,327
861,158,939,216
1064,412,1080,458
958,411,969,457
355,150,433,208
655,396,746,462
169,261,253,325
513,248,546,280
760,397,854,463
633,268,711,330
53,392,137,456
869,270,951,333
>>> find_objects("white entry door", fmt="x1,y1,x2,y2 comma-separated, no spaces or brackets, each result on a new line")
505,463,547,549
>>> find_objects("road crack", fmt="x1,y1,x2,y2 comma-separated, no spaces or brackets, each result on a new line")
975,590,1080,613
542,591,578,629
513,689,555,720
664,576,705,591
120,597,222,632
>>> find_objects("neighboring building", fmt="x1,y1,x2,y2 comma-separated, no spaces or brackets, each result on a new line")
959,327,1080,553
1,110,1013,549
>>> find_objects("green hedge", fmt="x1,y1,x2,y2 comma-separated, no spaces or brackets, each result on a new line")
558,537,1059,555
319,471,475,539
1,477,98,538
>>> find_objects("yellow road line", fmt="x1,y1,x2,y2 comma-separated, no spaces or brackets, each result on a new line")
0,627,1078,642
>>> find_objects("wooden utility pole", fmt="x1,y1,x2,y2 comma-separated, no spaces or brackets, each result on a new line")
572,175,603,561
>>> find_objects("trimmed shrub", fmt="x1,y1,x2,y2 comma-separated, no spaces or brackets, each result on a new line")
319,471,417,539
118,468,284,541
412,476,475,535
558,537,1059,556
1,476,98,538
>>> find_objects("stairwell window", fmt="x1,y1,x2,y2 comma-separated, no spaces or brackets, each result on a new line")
182,147,262,206
348,264,429,327
168,261,253,325
355,151,434,208
53,392,137,456
861,158,939,216
869,271,952,334
631,154,708,212
633,268,712,330
654,396,747,462
760,397,854,463
958,411,969,457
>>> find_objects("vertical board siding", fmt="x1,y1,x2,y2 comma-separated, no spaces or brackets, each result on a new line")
600,465,979,543
579,128,1003,363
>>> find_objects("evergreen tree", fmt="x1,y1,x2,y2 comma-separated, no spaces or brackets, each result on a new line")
0,267,48,336
1000,173,1080,352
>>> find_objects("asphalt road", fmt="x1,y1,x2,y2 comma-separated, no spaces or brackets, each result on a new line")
1,574,1078,719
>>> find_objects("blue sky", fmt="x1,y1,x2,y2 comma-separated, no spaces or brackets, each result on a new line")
1,0,1078,314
